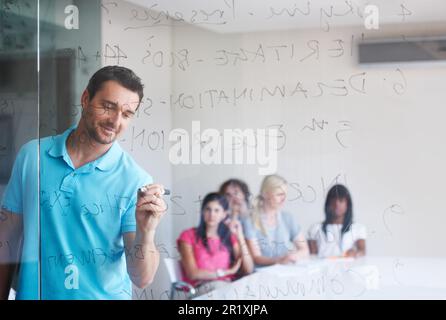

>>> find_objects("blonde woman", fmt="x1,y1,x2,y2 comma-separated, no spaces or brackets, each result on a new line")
243,175,309,266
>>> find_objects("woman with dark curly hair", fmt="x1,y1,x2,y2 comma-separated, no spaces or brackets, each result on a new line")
219,179,251,220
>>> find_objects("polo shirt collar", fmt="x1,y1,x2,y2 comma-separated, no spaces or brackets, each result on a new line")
47,125,123,172
47,125,74,159
95,140,123,171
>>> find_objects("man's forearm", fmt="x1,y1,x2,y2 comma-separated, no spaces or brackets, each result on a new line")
126,230,160,289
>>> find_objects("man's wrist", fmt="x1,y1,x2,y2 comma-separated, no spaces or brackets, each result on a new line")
135,228,156,245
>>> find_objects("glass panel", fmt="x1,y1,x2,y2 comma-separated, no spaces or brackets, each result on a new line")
0,0,39,300
37,0,102,299
1,0,445,301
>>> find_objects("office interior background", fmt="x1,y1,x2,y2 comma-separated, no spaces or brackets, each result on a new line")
1,0,446,299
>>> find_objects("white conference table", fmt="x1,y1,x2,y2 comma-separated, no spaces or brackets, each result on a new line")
195,256,446,300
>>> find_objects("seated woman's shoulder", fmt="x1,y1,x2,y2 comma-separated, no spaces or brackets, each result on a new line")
181,227,197,234
307,222,323,239
280,210,299,222
177,227,198,244
240,214,255,227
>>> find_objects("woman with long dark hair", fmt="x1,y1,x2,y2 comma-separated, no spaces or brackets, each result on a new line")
308,184,366,258
177,192,253,296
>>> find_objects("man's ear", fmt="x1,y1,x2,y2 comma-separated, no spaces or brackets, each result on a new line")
81,89,90,109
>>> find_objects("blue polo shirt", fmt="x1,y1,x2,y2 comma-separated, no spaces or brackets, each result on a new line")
1,125,153,299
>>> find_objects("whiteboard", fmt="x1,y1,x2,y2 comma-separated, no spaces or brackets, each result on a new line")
100,0,446,298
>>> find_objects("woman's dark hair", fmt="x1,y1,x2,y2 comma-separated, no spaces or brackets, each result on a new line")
322,184,353,236
219,179,251,206
86,65,144,105
196,193,235,264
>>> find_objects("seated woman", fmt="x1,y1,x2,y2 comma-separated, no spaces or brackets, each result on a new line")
243,174,309,267
177,192,254,297
307,184,366,258
219,178,251,221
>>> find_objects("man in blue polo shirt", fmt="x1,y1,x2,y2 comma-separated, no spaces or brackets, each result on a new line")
0,66,167,299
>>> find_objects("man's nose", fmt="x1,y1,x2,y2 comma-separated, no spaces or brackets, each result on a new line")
108,110,122,126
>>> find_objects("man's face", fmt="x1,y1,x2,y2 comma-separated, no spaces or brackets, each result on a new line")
81,80,139,145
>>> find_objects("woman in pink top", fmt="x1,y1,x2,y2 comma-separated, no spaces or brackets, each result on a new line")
177,192,254,296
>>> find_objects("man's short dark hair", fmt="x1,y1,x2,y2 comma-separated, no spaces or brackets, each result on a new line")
86,65,144,105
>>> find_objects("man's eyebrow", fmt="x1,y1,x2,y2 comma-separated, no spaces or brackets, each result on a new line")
124,102,140,115
101,99,118,107
125,101,141,115
101,99,138,115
